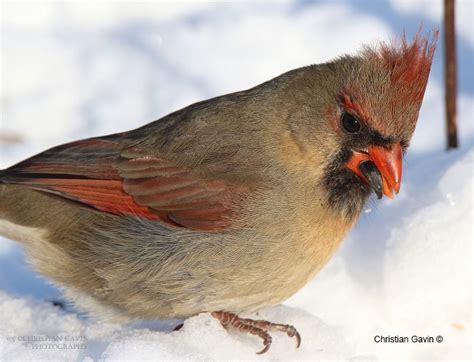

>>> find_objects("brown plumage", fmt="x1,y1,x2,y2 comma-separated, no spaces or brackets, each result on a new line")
0,32,437,353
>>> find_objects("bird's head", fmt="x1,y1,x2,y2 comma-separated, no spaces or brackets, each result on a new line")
285,32,437,218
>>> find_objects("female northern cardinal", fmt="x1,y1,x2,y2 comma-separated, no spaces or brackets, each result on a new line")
0,33,436,354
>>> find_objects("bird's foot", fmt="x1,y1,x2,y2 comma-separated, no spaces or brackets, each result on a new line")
211,311,301,354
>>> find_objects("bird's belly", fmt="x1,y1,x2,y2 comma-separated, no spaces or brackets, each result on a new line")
7,200,353,321
194,218,351,315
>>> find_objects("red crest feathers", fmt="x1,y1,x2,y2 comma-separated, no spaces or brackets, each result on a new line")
365,31,438,104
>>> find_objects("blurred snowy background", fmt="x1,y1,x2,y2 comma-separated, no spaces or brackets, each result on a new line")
0,0,472,360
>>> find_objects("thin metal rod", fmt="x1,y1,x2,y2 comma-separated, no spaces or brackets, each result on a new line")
444,0,458,149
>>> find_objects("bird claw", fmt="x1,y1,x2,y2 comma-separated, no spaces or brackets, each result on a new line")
256,333,272,355
211,311,301,354
287,326,302,348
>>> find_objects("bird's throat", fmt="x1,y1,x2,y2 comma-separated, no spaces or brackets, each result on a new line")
321,149,372,220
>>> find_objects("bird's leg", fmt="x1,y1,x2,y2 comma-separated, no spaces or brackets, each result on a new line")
211,311,301,354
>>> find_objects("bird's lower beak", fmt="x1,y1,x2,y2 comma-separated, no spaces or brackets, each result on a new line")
346,143,402,199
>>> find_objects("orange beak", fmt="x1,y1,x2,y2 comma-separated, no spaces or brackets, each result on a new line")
346,143,402,199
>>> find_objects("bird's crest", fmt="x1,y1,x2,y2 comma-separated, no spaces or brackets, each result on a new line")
364,31,438,105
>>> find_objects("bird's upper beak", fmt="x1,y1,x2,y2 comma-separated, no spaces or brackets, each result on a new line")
346,143,402,199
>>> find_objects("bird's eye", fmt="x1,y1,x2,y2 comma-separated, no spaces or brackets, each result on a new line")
341,113,361,133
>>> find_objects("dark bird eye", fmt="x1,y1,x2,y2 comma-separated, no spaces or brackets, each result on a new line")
341,113,361,133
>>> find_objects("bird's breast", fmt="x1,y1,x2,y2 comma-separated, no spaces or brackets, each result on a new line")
271,202,353,296
224,185,355,312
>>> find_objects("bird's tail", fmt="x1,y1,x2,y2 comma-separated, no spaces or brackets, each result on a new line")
0,168,12,214
0,168,56,244
0,169,8,209
0,164,93,246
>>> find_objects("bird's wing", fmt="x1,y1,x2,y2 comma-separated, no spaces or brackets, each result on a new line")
0,137,248,231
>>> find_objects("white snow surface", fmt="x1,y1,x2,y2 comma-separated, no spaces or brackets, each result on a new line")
0,1,472,360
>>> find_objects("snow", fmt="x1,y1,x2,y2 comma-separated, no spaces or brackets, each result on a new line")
0,1,472,360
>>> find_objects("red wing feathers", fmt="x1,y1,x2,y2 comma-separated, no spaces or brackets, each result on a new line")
14,178,160,221
118,149,238,230
1,138,243,231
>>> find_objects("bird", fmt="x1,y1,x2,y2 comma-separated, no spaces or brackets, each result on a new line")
0,32,436,354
